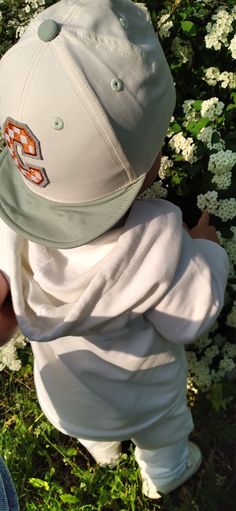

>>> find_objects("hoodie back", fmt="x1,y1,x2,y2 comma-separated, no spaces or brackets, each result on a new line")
0,198,229,440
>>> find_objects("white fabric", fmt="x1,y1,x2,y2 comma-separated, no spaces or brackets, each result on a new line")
134,440,189,487
79,436,189,488
79,439,122,466
0,198,229,440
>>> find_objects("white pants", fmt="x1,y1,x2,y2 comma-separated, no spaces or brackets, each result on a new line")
78,398,193,488
78,429,190,489
79,437,189,488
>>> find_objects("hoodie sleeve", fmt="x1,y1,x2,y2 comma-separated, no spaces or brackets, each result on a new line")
145,229,229,344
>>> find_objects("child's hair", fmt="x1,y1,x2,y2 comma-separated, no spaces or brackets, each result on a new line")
0,0,175,249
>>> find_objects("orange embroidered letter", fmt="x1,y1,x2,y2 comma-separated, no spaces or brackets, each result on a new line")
3,117,49,187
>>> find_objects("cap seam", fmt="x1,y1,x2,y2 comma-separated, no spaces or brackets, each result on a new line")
31,0,93,30
67,29,146,62
67,0,94,24
18,44,46,119
52,40,132,182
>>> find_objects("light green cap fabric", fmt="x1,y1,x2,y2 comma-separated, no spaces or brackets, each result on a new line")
38,19,61,41
0,149,145,248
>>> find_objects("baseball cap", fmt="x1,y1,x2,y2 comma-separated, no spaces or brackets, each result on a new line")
0,0,175,248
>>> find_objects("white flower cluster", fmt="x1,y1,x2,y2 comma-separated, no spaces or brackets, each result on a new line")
218,357,235,374
187,332,236,391
139,180,168,200
203,67,236,89
182,100,199,126
0,331,26,372
229,33,236,59
158,156,173,180
209,149,235,188
24,0,45,11
169,132,197,163
187,351,212,389
200,97,224,121
205,8,236,51
16,25,27,39
211,172,232,190
202,66,220,86
197,190,219,213
15,0,46,38
171,37,193,65
182,97,225,130
198,192,236,221
216,198,236,222
208,149,236,175
218,71,236,89
226,302,236,328
225,239,236,264
195,332,212,350
224,226,236,266
197,126,225,151
157,13,173,39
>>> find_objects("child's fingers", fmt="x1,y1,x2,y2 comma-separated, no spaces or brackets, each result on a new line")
197,209,209,227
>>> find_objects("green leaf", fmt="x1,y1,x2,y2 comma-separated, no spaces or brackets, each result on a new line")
66,447,78,456
193,100,203,112
181,20,196,36
186,118,209,136
60,494,78,504
169,121,182,133
207,384,233,412
175,154,184,161
226,103,236,112
171,174,182,185
28,478,49,491
230,92,236,104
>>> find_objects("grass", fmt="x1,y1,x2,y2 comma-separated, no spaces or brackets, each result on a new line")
0,344,236,510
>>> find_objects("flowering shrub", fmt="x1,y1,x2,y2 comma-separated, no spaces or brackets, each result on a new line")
0,0,235,406
0,330,26,371
140,0,236,400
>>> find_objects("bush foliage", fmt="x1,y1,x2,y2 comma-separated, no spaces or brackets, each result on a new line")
0,1,236,509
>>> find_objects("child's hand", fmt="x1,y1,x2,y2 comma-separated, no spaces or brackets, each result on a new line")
188,210,220,244
0,271,17,347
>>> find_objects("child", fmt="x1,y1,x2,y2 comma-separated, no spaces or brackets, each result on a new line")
0,0,229,499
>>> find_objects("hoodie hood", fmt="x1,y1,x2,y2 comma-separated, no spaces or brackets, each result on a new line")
7,198,183,342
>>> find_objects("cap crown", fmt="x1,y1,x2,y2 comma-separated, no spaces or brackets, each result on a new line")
0,0,176,248
0,0,175,204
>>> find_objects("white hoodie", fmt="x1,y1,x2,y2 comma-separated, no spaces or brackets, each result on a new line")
0,199,229,441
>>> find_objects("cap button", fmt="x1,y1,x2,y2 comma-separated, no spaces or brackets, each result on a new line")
38,19,61,42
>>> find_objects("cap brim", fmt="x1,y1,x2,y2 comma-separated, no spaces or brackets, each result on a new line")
0,148,146,248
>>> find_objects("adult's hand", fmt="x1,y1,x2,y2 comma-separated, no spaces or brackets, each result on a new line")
0,271,17,347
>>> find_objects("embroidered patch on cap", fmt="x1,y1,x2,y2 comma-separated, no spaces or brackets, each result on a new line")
3,117,50,187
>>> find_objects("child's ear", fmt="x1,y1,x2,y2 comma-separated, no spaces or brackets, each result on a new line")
139,151,162,194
